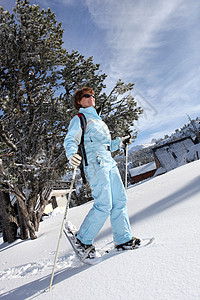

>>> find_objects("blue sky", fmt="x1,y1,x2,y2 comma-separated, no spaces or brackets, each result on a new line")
1,0,200,145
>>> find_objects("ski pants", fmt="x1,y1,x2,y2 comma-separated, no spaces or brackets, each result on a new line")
76,162,132,245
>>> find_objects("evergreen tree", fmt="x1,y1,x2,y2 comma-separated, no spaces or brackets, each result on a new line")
0,0,67,240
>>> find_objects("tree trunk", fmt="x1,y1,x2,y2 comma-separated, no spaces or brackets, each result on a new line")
18,202,37,240
0,191,18,243
14,187,37,240
17,203,29,240
35,202,46,231
35,187,50,231
27,180,40,232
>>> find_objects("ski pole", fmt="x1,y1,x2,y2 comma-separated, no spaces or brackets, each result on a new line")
49,166,77,291
125,142,128,191
124,131,131,192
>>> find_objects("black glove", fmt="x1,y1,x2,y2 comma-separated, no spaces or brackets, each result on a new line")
121,135,132,145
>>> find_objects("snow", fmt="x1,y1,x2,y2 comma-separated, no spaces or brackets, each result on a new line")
1,160,200,300
129,161,156,177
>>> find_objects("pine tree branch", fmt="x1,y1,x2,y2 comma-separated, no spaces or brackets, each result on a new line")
0,122,17,152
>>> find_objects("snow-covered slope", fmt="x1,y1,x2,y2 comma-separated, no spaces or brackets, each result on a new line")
0,160,200,300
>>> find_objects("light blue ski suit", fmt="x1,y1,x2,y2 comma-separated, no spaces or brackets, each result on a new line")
64,106,132,245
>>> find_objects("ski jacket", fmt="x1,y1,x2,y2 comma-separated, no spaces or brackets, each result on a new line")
64,106,120,167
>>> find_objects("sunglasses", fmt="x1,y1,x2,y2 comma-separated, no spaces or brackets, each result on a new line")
82,94,95,99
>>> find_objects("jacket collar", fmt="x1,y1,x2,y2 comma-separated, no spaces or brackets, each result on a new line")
79,106,101,120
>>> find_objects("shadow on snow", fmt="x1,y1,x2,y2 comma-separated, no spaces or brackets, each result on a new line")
129,175,200,224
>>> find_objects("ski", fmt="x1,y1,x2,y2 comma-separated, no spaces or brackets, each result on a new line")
64,222,155,265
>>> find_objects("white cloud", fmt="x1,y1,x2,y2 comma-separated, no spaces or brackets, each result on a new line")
85,0,200,91
86,0,184,76
84,0,200,144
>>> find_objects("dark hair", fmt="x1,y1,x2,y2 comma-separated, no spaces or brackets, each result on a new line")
74,87,94,110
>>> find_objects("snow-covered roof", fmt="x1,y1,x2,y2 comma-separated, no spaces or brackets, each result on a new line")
182,143,200,162
152,137,194,171
129,161,157,177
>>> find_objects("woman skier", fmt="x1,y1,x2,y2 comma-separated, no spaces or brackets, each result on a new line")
64,87,140,256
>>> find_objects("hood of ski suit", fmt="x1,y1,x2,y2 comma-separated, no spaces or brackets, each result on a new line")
64,106,120,164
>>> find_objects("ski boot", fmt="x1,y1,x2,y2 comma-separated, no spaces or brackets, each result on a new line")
115,236,141,250
75,236,96,259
